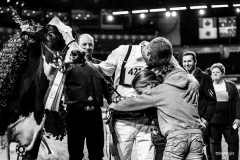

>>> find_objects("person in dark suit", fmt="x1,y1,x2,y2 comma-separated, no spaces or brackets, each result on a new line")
182,51,217,160
65,33,114,160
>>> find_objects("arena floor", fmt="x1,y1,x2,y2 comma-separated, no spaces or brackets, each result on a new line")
9,107,240,160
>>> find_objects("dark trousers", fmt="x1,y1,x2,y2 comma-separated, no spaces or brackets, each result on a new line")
202,126,212,160
152,118,165,160
66,106,104,160
209,123,239,160
155,142,165,160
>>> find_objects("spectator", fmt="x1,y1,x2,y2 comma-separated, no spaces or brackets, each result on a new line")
210,63,240,160
65,33,114,160
182,51,216,160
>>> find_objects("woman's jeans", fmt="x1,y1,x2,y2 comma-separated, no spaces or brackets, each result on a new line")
209,123,239,160
163,133,204,160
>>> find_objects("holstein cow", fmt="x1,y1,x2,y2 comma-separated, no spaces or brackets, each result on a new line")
0,13,85,160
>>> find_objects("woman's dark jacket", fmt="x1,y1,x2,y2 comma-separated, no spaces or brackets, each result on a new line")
224,79,240,123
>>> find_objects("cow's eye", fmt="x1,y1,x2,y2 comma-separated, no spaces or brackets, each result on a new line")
24,35,28,40
48,32,56,39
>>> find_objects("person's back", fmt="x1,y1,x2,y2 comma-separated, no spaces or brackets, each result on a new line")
152,68,205,138
124,68,205,138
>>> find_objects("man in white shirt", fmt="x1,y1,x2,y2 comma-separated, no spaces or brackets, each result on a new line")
98,41,154,160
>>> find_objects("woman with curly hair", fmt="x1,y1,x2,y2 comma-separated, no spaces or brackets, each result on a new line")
210,63,240,160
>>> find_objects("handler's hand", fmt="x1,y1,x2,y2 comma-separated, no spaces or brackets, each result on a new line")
112,96,126,103
232,119,240,129
201,118,209,127
183,81,199,104
108,103,116,109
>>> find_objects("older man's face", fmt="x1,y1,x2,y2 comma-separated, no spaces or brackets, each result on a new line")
78,35,94,59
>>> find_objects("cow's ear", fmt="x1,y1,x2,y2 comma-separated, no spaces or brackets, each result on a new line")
71,27,78,40
36,26,47,41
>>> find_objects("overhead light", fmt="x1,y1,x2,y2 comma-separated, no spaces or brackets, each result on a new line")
236,8,240,13
32,11,35,14
170,7,187,11
78,14,81,17
112,11,129,15
16,1,19,5
27,13,30,16
7,0,10,3
149,8,166,12
1,11,3,13
107,15,114,21
76,17,78,19
46,15,49,17
140,13,145,19
190,5,207,9
171,11,177,17
24,10,27,13
211,4,228,8
21,3,24,7
233,4,240,7
58,13,61,16
87,14,90,17
165,11,171,17
50,12,52,15
199,9,205,15
132,9,148,14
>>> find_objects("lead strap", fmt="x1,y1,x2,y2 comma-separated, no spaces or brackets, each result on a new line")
119,45,132,87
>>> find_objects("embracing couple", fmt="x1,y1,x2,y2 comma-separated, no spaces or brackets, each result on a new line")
89,37,205,160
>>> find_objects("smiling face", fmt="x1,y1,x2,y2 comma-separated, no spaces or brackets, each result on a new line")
182,55,196,74
78,34,94,59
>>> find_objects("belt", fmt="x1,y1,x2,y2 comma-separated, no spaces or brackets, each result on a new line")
84,106,94,111
113,110,146,120
167,129,202,139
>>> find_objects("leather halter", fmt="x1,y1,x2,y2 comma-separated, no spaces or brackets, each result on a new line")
42,39,77,57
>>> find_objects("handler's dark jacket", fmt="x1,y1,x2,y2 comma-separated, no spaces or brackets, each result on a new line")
64,57,114,108
193,67,217,122
223,80,240,124
91,57,114,105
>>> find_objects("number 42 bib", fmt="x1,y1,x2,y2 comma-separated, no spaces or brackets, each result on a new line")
119,45,146,87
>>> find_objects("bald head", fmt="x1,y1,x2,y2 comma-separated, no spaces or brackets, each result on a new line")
78,34,94,59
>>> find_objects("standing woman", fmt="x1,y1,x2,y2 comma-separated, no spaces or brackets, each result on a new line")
210,63,240,160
